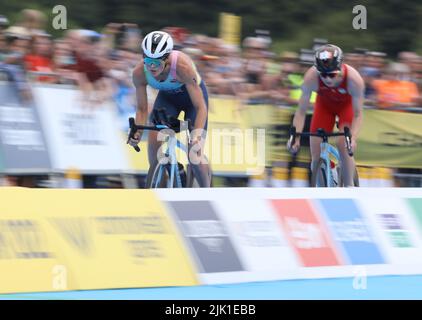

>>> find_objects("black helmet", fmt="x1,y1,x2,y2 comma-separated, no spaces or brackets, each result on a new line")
314,44,343,73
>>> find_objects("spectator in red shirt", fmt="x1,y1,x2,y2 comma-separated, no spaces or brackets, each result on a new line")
66,30,113,105
25,33,56,83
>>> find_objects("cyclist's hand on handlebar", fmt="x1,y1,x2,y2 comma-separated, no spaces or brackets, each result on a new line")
127,129,142,147
343,135,356,156
287,138,300,155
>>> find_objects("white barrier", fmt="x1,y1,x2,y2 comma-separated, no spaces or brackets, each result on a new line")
157,187,422,284
33,86,131,173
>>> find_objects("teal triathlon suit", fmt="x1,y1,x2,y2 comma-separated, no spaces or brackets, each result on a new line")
145,50,209,131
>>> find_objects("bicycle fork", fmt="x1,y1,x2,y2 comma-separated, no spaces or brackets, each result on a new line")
319,142,342,187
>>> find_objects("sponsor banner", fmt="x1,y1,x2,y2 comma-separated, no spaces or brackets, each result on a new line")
356,197,422,265
211,198,300,282
157,188,422,282
123,133,150,173
271,199,341,267
125,97,265,175
356,109,422,168
238,104,280,167
33,86,130,172
407,199,422,236
0,188,67,293
125,106,422,171
0,82,51,172
316,199,385,265
167,201,244,281
0,188,197,293
206,98,265,175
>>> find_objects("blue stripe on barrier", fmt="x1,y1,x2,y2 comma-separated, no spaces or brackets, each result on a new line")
1,275,422,300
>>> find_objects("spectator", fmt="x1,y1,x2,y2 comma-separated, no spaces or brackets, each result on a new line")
0,26,32,102
0,15,9,61
398,51,421,84
239,36,273,102
344,52,363,70
242,37,266,87
360,51,387,104
67,30,113,105
107,49,137,130
372,62,421,109
274,54,316,106
18,9,47,36
53,38,85,86
204,42,244,95
24,33,56,83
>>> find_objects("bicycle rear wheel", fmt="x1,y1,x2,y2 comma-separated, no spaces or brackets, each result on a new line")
337,166,360,187
146,159,167,188
338,167,359,187
185,154,212,187
353,168,360,187
311,158,328,187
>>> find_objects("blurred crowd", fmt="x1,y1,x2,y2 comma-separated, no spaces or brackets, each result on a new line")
1,9,422,189
1,9,422,111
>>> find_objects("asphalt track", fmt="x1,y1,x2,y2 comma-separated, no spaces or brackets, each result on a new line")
1,275,421,300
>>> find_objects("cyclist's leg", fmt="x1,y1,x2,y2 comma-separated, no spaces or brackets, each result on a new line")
309,102,335,172
148,91,180,166
184,81,211,187
336,103,355,187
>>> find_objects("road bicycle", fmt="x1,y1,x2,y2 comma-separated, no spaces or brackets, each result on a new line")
288,126,359,187
127,109,211,188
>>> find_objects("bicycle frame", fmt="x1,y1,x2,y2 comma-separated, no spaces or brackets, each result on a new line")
156,134,189,188
318,141,341,187
128,116,208,188
288,126,353,188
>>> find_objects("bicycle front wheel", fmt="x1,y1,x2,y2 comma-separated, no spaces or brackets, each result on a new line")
146,159,187,188
311,158,329,187
146,159,168,188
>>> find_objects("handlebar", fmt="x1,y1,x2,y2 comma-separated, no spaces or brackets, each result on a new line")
127,116,192,152
288,126,354,157
127,117,171,152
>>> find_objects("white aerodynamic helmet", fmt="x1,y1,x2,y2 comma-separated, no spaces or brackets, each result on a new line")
142,31,174,59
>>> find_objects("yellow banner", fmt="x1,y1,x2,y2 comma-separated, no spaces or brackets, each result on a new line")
219,12,242,46
127,98,265,176
356,109,422,168
126,104,422,173
0,188,198,293
206,98,265,175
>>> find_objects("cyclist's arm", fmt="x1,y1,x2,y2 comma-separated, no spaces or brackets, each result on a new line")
132,63,149,130
292,67,318,132
177,53,207,139
347,66,365,138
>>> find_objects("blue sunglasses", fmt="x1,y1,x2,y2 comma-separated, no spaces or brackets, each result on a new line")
144,56,164,68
